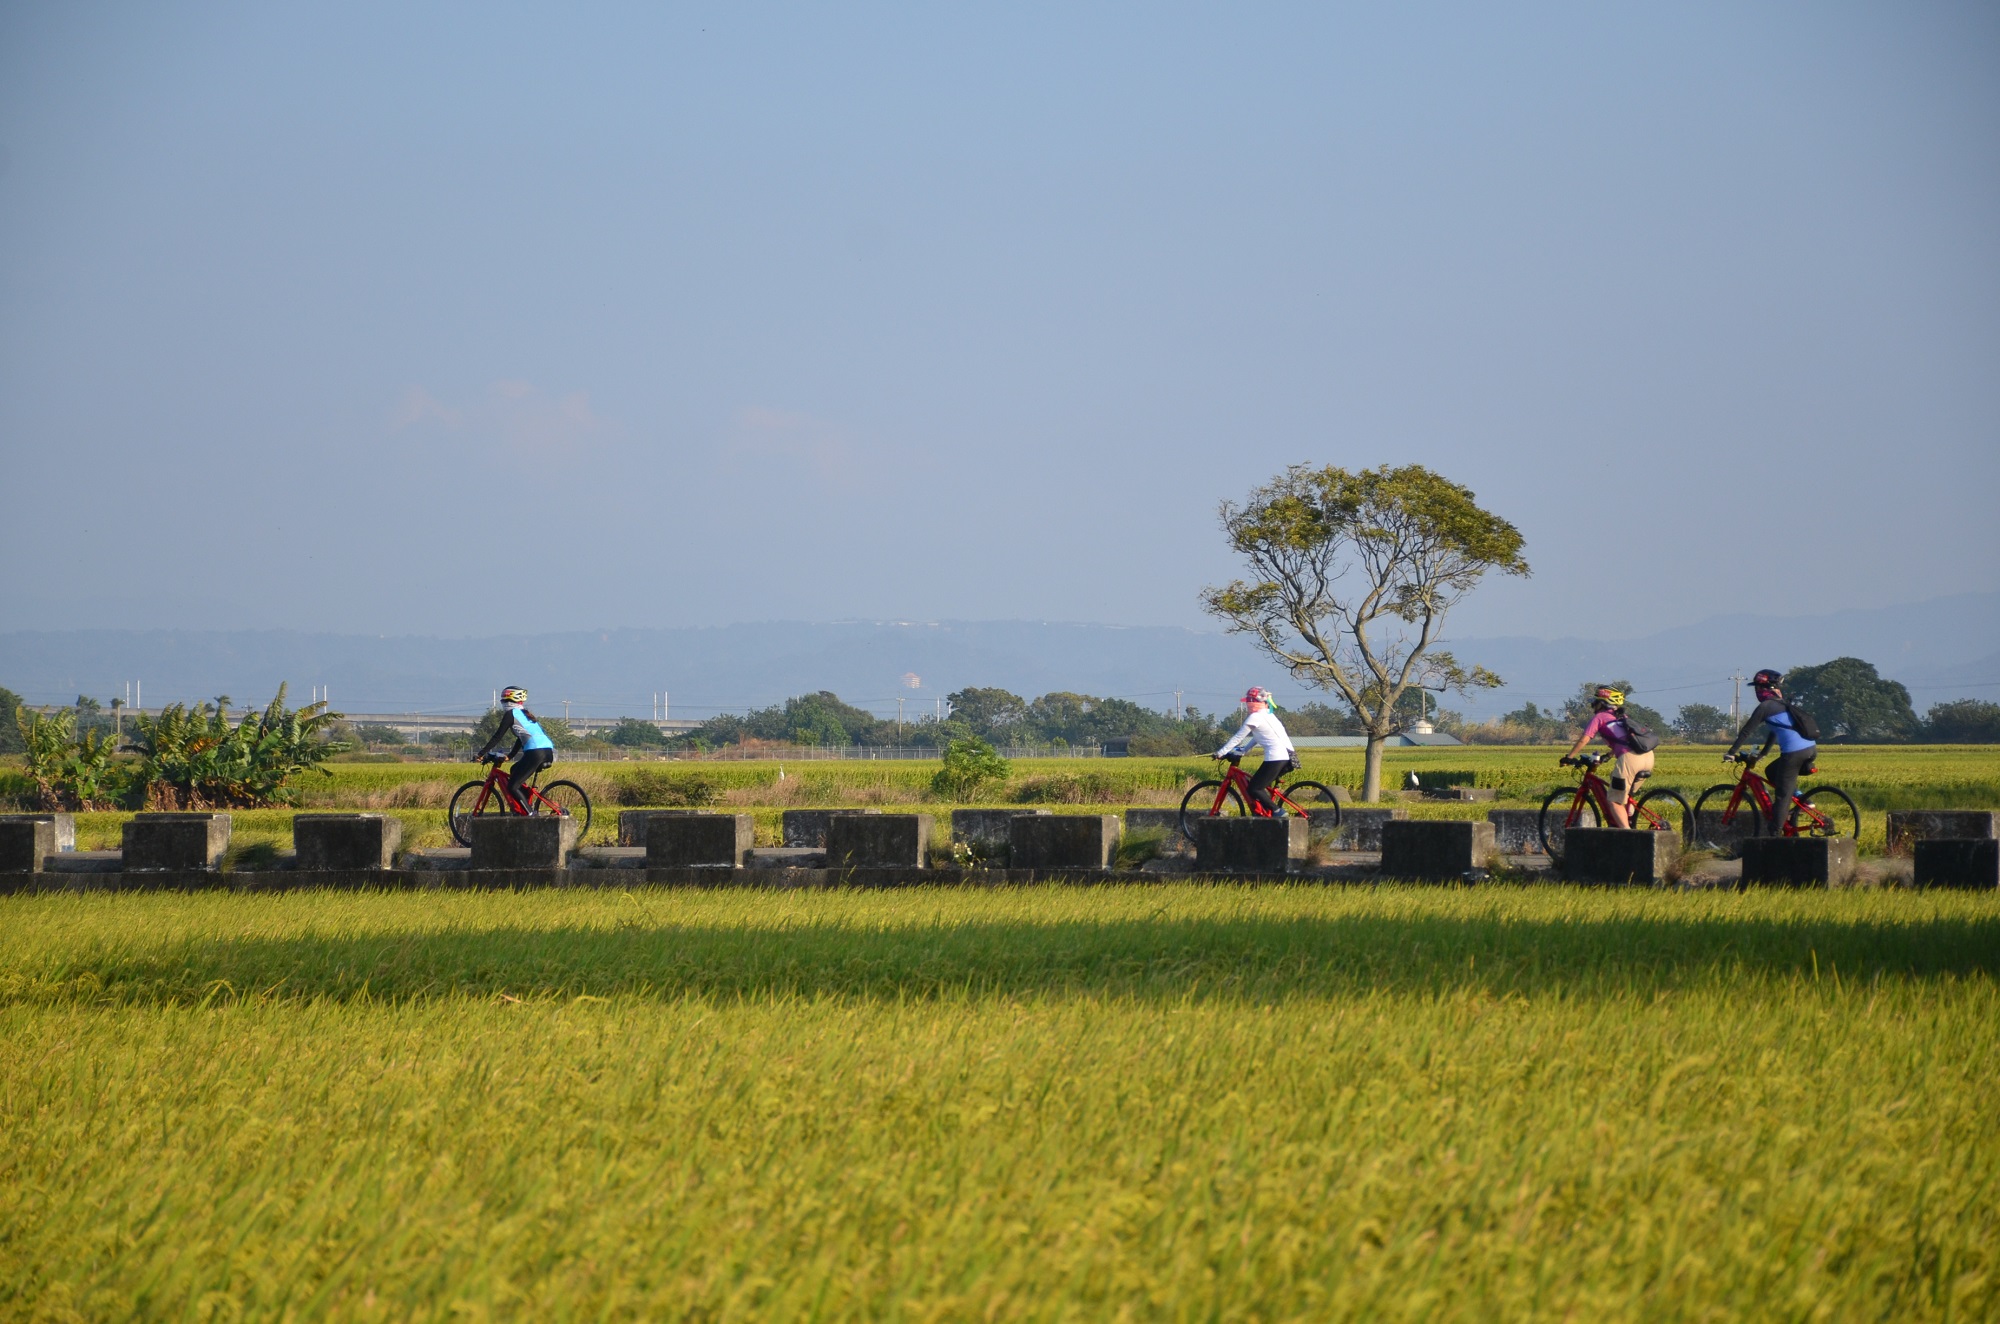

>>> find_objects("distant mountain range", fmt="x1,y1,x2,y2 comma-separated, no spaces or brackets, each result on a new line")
4,592,1994,722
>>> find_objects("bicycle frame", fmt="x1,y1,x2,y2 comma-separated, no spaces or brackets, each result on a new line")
1715,762,1832,838
1560,759,1671,831
468,760,554,817
1206,757,1316,819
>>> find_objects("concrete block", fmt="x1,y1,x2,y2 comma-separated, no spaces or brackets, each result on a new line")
646,813,754,868
1487,809,1545,854
1196,816,1306,873
1011,814,1119,870
1561,827,1677,885
952,808,1051,853
1380,819,1496,881
1913,839,1999,889
0,813,75,854
1886,811,1997,855
1738,836,1857,887
468,815,577,870
1332,807,1409,851
783,808,882,848
0,818,57,873
293,814,401,871
826,814,931,868
617,809,710,847
123,813,231,871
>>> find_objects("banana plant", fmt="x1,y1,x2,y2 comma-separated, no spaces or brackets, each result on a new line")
14,706,126,809
129,684,349,809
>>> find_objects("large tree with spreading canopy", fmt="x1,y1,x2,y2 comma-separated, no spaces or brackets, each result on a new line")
1202,463,1529,801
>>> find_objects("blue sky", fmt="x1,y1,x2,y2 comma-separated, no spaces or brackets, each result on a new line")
2,1,1995,642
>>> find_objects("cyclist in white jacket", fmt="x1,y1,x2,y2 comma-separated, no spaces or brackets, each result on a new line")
1216,687,1296,815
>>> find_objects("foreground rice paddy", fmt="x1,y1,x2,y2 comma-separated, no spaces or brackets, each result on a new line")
2,885,1995,1320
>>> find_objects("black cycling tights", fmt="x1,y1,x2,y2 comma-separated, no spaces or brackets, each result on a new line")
1247,758,1293,814
1766,747,1815,833
510,747,554,803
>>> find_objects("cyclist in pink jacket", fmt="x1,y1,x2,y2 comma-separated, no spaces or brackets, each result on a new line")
1561,686,1654,828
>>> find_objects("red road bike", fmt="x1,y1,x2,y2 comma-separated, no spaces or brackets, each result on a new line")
1538,752,1690,861
1178,754,1342,842
448,755,593,846
1694,753,1857,850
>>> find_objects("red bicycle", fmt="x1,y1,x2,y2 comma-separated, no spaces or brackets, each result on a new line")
448,755,592,846
1694,753,1857,850
1178,754,1342,841
1538,752,1690,861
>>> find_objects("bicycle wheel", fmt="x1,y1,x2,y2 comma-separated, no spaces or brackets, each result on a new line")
535,780,593,839
1179,780,1247,841
1695,783,1763,853
1539,786,1599,860
1632,787,1691,841
1278,780,1342,834
448,779,504,847
1790,785,1858,841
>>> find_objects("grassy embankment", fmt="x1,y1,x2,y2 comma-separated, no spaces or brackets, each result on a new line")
12,745,1997,854
1,884,1994,1318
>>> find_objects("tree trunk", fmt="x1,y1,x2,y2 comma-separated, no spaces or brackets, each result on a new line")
1361,733,1387,802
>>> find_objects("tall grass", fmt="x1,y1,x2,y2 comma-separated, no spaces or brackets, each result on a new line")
1,886,1995,1319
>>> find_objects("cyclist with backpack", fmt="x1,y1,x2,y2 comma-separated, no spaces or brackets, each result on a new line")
1215,687,1296,816
1725,668,1819,833
1561,686,1660,828
474,685,557,807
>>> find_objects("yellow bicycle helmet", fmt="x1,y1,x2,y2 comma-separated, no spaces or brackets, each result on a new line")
501,686,528,705
1592,686,1626,710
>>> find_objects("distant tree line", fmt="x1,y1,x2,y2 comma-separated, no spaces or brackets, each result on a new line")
655,688,1238,755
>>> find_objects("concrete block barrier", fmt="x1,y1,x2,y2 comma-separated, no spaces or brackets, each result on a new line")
617,810,710,847
294,814,402,871
0,818,58,873
1886,811,1997,855
0,813,76,855
1487,809,1545,854
1196,816,1305,874
1011,814,1119,870
783,808,882,848
952,809,1051,855
827,814,932,869
468,815,577,870
123,813,231,871
1561,827,1676,885
647,813,754,868
1913,839,1999,889
1334,808,1409,852
1380,819,1495,881
1738,836,1857,887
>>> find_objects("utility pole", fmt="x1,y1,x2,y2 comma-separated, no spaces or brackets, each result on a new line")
1174,689,1184,720
896,697,905,738
563,698,571,721
1730,673,1744,724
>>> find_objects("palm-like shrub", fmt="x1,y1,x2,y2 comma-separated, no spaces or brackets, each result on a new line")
15,706,125,810
130,685,348,809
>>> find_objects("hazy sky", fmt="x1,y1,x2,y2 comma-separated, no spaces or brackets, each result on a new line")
3,1,1996,641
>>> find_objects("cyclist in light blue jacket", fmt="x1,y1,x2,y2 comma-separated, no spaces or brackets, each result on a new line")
476,685,557,806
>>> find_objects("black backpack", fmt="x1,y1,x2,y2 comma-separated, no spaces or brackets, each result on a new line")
1782,701,1821,743
1616,711,1661,754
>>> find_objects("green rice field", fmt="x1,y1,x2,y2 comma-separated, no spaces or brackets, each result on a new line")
2,884,1996,1319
